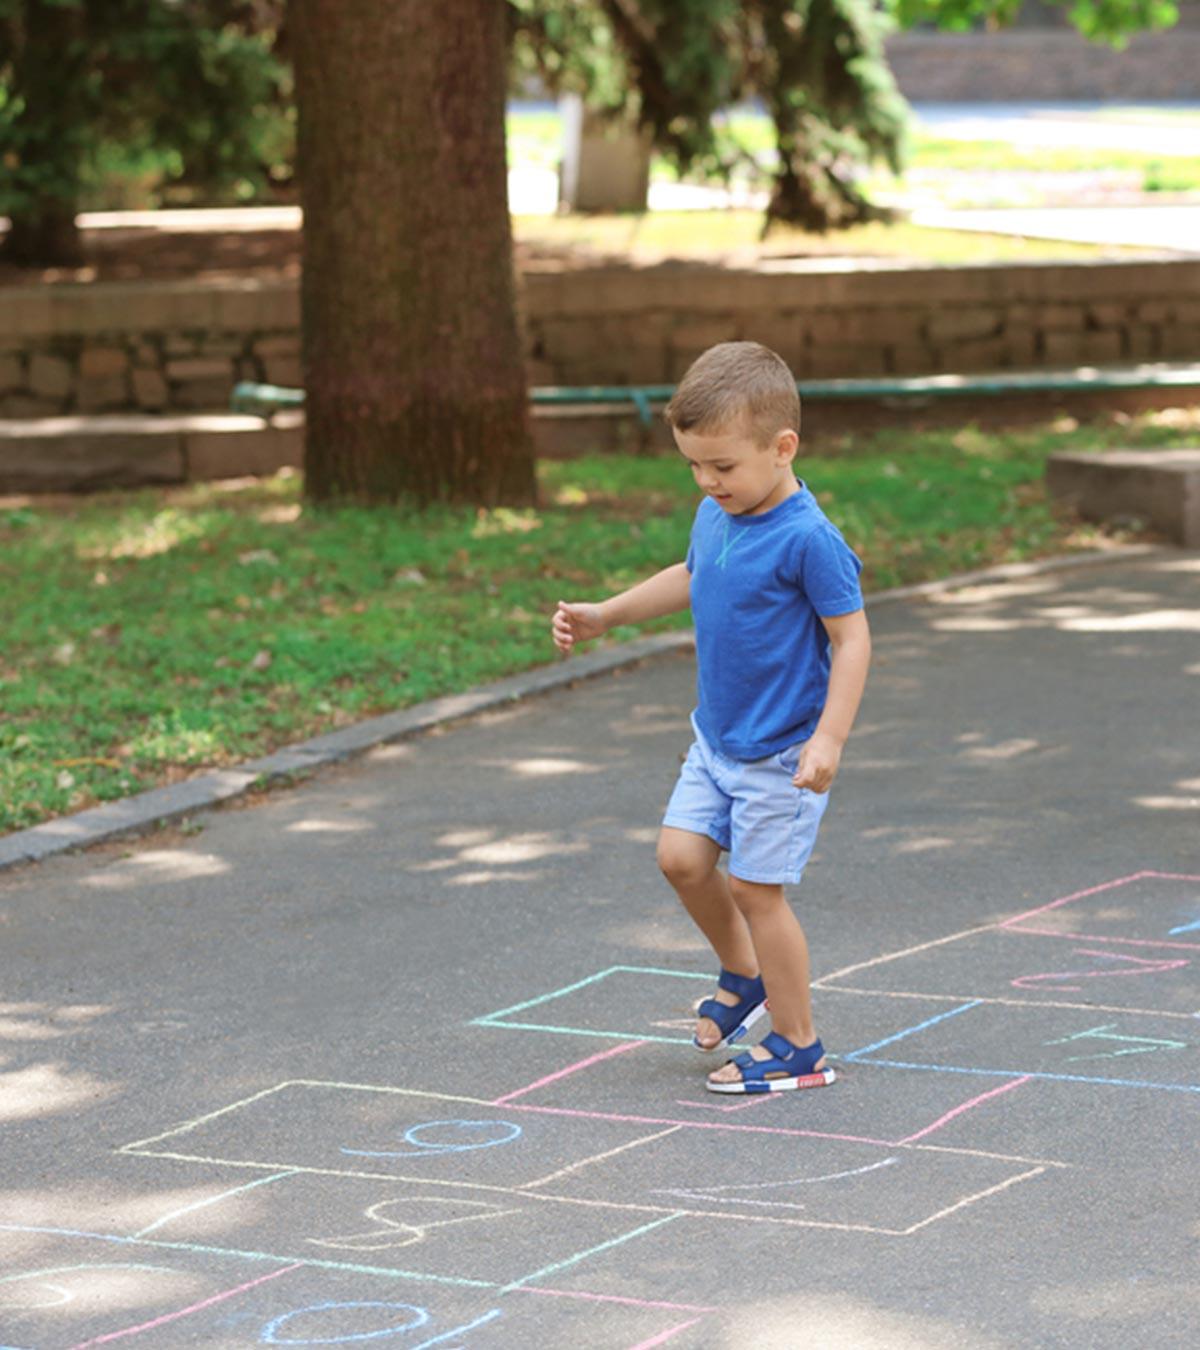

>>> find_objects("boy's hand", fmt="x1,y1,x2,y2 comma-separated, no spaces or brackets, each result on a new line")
792,732,842,794
552,600,607,655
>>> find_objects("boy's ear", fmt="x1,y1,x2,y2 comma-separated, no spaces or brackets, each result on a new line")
774,428,799,462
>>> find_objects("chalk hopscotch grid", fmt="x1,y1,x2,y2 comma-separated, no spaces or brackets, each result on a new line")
113,1077,1060,1240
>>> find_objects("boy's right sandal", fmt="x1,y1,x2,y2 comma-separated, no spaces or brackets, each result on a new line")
692,968,768,1052
705,1031,836,1094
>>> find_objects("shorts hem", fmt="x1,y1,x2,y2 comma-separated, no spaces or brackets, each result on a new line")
661,813,730,852
728,863,806,886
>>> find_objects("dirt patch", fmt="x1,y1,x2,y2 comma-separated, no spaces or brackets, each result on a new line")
0,225,693,289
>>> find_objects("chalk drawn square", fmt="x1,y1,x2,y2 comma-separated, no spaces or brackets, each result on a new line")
118,1081,674,1189
504,1016,1047,1152
472,965,712,1043
1001,871,1200,948
822,928,1198,1014
847,1001,1200,1092
126,1169,674,1291
0,1227,700,1350
538,1126,1048,1237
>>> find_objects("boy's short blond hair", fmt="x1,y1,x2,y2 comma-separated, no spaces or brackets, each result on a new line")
665,341,800,446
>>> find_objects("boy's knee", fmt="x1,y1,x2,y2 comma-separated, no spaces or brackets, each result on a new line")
728,874,785,917
657,835,714,890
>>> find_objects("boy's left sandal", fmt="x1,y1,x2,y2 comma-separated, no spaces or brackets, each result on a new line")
705,1031,835,1094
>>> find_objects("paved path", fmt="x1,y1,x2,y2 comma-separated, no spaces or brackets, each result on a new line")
1,550,1198,1348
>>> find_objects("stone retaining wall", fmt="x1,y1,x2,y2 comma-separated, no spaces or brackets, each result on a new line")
885,30,1200,102
2,259,1199,417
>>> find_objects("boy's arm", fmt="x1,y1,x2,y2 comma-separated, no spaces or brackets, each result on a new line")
793,608,871,793
552,562,691,655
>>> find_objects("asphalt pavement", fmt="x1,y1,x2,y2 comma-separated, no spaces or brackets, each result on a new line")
1,547,1198,1349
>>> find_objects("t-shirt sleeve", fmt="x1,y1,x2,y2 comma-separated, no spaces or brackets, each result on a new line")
799,525,864,616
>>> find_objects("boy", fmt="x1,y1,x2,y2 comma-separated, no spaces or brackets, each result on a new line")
552,341,870,1093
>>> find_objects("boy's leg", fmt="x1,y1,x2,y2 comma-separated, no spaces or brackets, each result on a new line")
656,826,759,1050
707,875,826,1085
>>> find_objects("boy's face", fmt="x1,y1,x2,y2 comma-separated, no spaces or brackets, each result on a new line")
674,422,800,517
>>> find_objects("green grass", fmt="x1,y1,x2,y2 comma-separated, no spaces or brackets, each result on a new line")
3,412,1197,835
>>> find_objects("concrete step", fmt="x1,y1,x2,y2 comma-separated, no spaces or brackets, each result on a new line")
0,411,303,492
1047,447,1200,546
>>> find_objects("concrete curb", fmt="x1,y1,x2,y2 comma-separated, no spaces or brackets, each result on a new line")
0,543,1170,872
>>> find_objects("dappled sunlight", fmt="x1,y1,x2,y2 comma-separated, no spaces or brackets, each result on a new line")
959,737,1042,762
1154,556,1200,574
0,1262,200,1318
458,832,586,865
284,817,372,833
0,1062,119,1123
1133,794,1200,810
1057,608,1200,633
1031,1278,1200,1321
82,850,231,888
0,1003,110,1042
895,835,959,854
714,1294,1008,1349
625,826,660,845
605,917,708,954
505,757,601,777
447,869,548,886
929,615,1030,632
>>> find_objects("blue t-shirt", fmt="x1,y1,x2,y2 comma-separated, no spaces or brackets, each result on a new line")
685,483,863,761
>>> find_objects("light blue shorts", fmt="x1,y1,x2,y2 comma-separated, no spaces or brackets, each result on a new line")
662,716,830,886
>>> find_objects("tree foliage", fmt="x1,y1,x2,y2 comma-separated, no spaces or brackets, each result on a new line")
0,0,290,263
511,0,1182,229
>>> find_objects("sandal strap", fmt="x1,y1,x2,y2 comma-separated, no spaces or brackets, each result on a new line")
726,1034,826,1083
715,968,765,1002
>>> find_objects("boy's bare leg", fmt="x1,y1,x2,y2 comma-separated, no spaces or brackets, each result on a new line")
656,827,759,1049
708,875,826,1084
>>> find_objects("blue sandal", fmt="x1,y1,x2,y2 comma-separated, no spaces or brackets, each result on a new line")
706,1031,835,1094
692,968,768,1052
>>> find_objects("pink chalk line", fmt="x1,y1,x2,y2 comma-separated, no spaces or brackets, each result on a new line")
68,1261,303,1348
1000,870,1200,930
894,1076,1034,1145
513,1287,717,1314
491,1040,646,1105
501,1098,895,1147
1006,926,1200,952
675,1092,777,1114
628,1317,707,1349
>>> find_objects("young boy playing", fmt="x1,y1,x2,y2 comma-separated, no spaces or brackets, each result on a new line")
551,341,871,1093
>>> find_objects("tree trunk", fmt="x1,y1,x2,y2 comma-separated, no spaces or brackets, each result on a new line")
291,0,535,507
1,0,88,268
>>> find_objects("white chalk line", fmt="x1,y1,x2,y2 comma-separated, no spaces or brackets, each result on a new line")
824,984,1197,1019
815,922,1000,986
899,1166,1049,1235
518,1126,684,1190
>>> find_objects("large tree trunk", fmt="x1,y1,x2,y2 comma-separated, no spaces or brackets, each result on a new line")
1,0,88,268
291,0,535,507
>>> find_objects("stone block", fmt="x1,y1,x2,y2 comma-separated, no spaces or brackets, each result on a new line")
262,355,302,388
1047,448,1200,546
0,394,65,418
1157,325,1200,360
887,344,940,375
945,335,1012,371
1035,305,1087,332
132,367,169,410
172,377,235,410
1042,331,1086,365
28,352,74,399
805,344,889,378
1124,326,1159,361
0,354,22,390
1076,331,1124,365
999,328,1039,367
0,417,185,492
185,414,304,481
166,356,233,382
1136,301,1173,324
79,346,129,379
253,333,302,357
1087,303,1129,328
76,377,130,412
925,307,1001,342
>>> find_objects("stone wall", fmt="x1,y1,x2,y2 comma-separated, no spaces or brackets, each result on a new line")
2,259,1199,419
0,282,300,418
886,28,1200,102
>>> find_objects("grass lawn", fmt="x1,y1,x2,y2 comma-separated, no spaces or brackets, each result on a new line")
3,411,1197,835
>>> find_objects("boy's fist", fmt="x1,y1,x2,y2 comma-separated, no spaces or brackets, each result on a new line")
552,600,606,655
